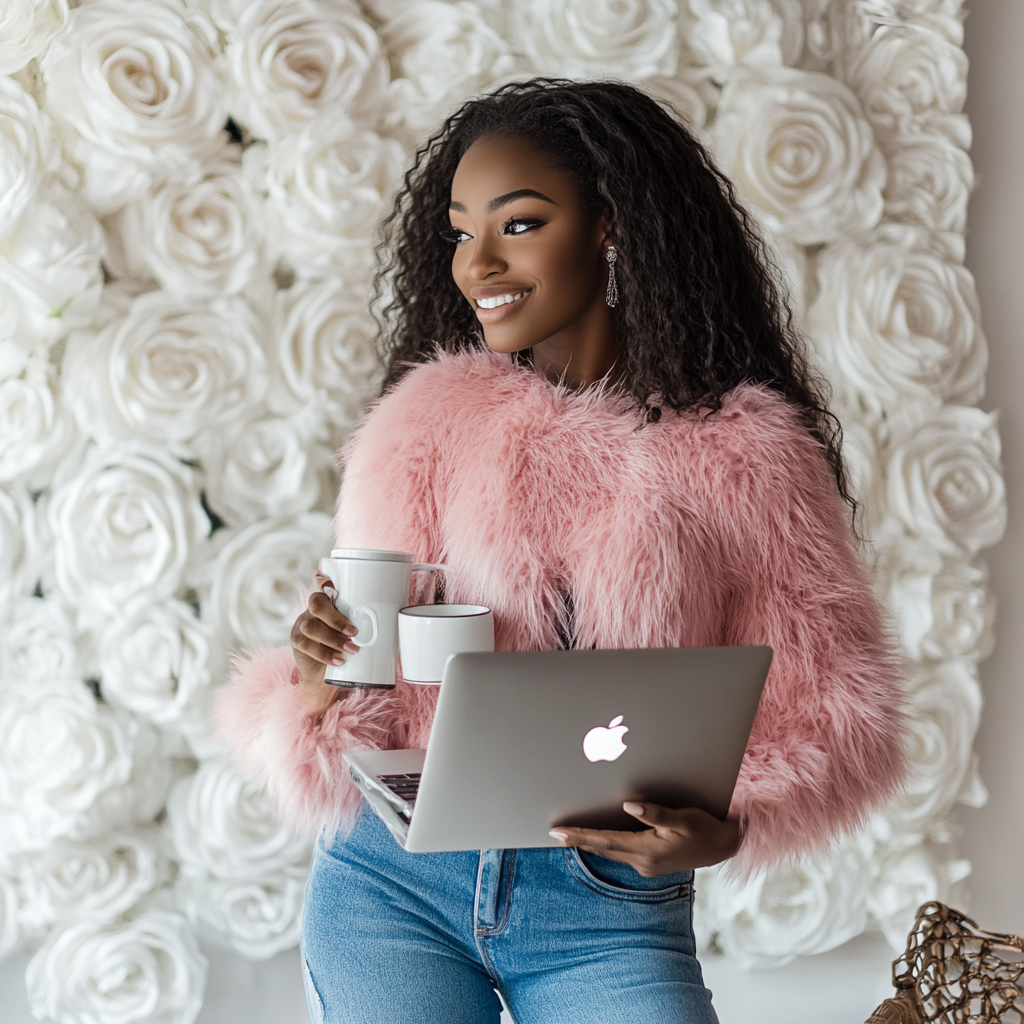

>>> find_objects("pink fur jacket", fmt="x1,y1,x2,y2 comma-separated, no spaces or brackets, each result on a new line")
213,348,906,877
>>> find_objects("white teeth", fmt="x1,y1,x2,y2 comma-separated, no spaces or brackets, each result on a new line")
477,291,526,309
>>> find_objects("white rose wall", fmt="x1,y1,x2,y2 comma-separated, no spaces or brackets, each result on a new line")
0,0,1001,1020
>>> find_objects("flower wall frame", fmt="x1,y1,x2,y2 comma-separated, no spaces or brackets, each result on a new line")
0,0,1000,1018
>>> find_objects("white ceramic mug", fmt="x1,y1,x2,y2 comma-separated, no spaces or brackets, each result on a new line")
318,548,446,688
398,605,495,684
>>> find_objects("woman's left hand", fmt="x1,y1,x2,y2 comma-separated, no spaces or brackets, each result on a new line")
549,803,741,876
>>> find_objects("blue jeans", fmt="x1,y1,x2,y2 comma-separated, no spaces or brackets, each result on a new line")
301,804,719,1023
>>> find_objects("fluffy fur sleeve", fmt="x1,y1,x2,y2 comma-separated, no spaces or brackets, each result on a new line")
211,366,444,838
708,389,907,877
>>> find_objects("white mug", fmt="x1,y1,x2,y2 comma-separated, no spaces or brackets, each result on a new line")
318,548,446,688
398,604,495,684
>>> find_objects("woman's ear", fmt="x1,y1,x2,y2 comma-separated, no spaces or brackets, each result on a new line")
597,210,615,248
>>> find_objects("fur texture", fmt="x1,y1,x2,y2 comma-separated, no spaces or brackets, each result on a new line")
213,349,906,876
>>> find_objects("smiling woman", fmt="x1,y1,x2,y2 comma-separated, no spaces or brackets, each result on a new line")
214,78,907,1024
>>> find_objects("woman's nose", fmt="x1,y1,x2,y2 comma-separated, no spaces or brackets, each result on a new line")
465,232,507,280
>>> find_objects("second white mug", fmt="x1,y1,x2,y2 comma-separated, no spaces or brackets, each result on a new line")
398,605,494,684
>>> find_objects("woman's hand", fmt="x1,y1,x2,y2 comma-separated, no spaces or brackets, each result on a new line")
549,804,741,876
289,573,361,717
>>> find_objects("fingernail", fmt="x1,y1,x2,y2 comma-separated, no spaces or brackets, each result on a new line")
332,656,345,666
343,642,359,654
342,625,357,637
549,830,568,841
623,802,644,816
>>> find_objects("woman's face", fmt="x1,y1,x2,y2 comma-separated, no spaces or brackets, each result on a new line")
448,134,611,356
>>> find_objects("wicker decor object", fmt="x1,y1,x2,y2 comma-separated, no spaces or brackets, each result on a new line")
867,902,1024,1023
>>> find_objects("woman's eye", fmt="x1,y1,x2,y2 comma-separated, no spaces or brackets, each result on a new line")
440,227,471,245
503,217,542,235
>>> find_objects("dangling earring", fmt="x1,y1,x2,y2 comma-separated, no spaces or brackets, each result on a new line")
605,246,619,308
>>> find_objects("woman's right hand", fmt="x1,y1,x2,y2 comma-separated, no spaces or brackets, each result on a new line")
290,574,361,716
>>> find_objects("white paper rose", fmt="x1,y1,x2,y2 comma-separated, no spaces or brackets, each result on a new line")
381,1,518,134
712,66,885,246
247,112,403,275
641,73,710,131
0,685,170,855
885,550,994,664
0,870,21,958
704,842,870,967
846,24,967,142
0,195,105,351
0,483,36,620
205,512,333,650
18,830,161,930
62,292,268,453
0,351,75,486
40,0,227,214
866,839,971,951
883,406,1006,557
99,599,212,727
686,0,803,68
887,660,984,830
514,0,677,79
0,0,68,76
0,76,58,240
883,130,973,259
270,277,381,426
167,759,310,958
200,412,330,526
0,595,80,688
49,443,209,622
110,154,265,298
26,909,207,1024
806,226,986,422
225,0,388,141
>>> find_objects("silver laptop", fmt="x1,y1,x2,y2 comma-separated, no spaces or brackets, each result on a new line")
344,646,772,853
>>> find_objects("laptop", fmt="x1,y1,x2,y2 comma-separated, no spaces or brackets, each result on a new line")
344,646,772,853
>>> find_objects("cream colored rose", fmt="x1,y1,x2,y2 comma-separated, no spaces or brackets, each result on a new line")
0,195,104,351
712,66,885,245
0,685,171,855
641,73,710,131
99,599,212,727
62,292,268,452
25,909,207,1024
49,443,208,622
40,0,227,213
514,0,677,79
686,0,803,68
702,840,870,967
0,483,36,620
0,871,21,957
0,76,58,240
846,23,967,142
887,660,985,830
226,0,388,141
883,129,973,261
111,154,265,298
0,596,81,687
200,412,330,525
205,512,333,649
18,830,161,930
269,277,381,426
0,0,68,77
248,112,403,274
883,406,1005,557
806,225,985,422
381,1,518,134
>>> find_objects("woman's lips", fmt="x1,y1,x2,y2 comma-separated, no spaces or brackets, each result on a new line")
473,289,531,323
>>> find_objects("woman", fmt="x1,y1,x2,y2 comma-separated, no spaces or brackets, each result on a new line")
215,79,905,1023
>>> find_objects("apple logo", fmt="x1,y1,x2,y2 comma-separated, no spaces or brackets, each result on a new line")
582,715,629,763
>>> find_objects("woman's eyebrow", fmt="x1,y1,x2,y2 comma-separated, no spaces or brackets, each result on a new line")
448,189,558,214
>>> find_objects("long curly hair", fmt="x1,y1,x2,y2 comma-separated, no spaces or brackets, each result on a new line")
372,77,855,513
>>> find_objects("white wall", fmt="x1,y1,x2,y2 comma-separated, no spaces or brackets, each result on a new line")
956,0,1024,935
